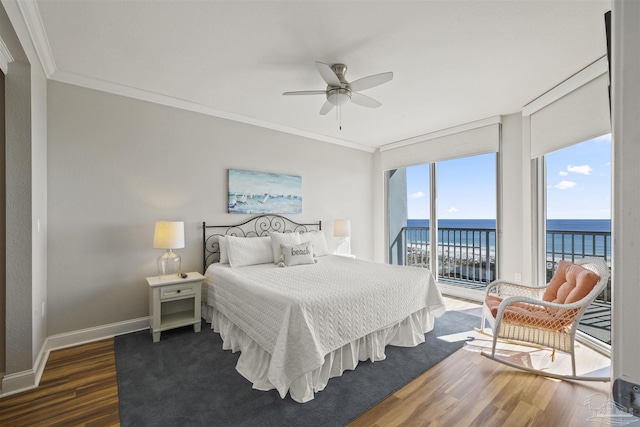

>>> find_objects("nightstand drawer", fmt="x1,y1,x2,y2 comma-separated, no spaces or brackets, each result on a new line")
160,283,196,300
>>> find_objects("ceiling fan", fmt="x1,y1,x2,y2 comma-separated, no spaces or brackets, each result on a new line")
283,62,393,115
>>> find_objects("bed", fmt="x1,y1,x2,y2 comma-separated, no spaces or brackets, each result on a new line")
201,215,446,403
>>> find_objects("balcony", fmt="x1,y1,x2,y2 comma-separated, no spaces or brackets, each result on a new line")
400,226,611,344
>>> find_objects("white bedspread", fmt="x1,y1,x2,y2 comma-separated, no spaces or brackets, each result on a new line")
205,255,445,400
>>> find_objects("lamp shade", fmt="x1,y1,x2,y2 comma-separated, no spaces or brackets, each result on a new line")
334,219,351,238
153,221,185,249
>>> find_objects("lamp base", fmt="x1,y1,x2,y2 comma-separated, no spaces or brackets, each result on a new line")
336,237,351,256
158,250,181,276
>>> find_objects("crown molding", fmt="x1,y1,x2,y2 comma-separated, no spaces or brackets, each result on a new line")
13,0,377,153
0,34,14,74
50,69,377,153
16,0,56,76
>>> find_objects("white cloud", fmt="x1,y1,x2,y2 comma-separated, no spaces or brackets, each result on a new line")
567,164,592,175
559,171,568,176
409,191,425,199
555,180,577,190
447,206,458,213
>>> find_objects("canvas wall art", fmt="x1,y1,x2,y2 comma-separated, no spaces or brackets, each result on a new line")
228,169,302,214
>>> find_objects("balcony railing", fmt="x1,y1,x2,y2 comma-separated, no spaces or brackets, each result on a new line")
546,230,612,302
402,226,496,288
400,225,612,344
401,226,610,298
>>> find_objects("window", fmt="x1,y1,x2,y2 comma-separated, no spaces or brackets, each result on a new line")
545,134,612,345
437,153,497,287
388,153,497,294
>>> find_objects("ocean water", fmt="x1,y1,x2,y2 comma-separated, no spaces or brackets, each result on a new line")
406,219,611,259
407,219,611,232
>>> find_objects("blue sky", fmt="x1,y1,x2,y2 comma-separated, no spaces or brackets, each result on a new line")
406,134,611,220
546,134,611,219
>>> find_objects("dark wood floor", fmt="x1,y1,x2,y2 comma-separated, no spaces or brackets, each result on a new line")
0,331,613,426
0,339,120,427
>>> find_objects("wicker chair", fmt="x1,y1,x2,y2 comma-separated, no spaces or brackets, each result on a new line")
480,257,609,381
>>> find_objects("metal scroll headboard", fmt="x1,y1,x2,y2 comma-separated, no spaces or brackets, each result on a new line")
202,214,322,273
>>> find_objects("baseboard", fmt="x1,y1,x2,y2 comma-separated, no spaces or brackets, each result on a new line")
1,369,37,397
0,335,49,397
0,316,150,398
46,316,150,352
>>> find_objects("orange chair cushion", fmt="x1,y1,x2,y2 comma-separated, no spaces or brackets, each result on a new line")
485,260,599,331
485,294,578,331
542,260,600,305
485,295,545,319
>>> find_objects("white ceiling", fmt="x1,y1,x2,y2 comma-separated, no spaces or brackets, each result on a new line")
29,0,610,152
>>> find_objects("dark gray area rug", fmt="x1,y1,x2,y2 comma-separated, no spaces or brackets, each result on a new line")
114,310,479,427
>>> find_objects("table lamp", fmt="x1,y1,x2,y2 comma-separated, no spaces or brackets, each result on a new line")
334,219,351,255
153,221,185,276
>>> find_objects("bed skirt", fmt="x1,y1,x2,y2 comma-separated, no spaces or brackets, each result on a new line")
201,302,443,403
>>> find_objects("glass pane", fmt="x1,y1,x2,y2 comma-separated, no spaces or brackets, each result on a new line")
406,164,430,268
437,153,497,288
545,134,612,345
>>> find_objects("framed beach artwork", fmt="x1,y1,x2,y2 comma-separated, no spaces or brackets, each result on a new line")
228,169,302,214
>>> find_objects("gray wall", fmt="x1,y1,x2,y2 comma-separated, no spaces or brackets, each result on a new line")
4,58,32,374
387,168,407,265
1,0,49,382
0,63,5,375
47,81,374,335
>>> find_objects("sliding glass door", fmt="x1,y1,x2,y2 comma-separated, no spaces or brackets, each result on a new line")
544,134,612,345
387,153,497,293
437,153,497,288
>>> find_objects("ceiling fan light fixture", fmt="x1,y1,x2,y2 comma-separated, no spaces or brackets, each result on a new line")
327,88,351,106
282,61,393,116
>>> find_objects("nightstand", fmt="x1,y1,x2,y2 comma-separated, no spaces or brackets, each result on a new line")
146,272,204,343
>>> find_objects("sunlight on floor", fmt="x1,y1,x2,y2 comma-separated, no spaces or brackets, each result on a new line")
441,295,611,379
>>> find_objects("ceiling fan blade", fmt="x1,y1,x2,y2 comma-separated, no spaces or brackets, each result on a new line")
319,100,335,115
315,61,341,86
282,90,326,96
351,92,382,108
349,71,393,92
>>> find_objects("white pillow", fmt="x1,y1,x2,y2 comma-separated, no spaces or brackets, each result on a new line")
280,242,316,267
218,236,229,264
226,235,274,268
269,232,301,264
299,231,329,257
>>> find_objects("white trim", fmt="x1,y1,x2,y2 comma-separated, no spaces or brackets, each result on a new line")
0,34,14,74
430,164,438,276
379,116,502,152
576,331,611,358
522,56,608,117
0,316,150,397
1,369,37,397
0,333,48,397
49,69,376,153
46,316,150,351
439,282,484,304
495,137,503,278
15,0,56,76
32,335,49,391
